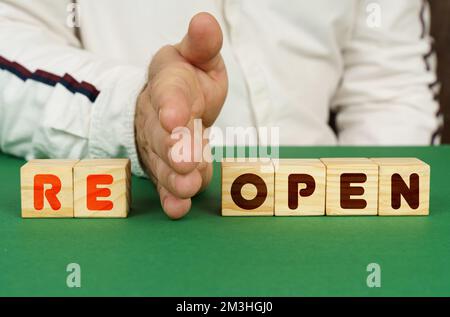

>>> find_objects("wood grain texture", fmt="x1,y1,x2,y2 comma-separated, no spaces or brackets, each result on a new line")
221,159,274,216
320,158,378,216
73,159,131,218
21,159,79,218
274,159,325,216
371,158,430,216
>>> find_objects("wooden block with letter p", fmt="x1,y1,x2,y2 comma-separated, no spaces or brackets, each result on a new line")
221,159,274,216
274,159,326,216
73,159,131,218
21,159,79,218
371,158,430,216
320,158,378,216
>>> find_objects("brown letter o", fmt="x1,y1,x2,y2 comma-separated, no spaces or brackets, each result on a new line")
231,173,268,210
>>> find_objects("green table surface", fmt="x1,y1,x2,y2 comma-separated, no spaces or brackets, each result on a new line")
1,146,449,297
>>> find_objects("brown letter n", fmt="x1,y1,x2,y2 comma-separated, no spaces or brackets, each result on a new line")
391,173,419,210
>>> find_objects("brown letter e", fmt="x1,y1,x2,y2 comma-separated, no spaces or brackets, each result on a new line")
340,173,367,209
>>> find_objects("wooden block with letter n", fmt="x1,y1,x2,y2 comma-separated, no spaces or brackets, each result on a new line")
21,159,79,218
73,159,131,218
371,158,430,216
221,159,274,216
320,158,378,216
274,159,326,216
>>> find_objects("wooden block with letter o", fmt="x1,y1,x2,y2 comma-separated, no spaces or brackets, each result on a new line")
371,158,430,216
274,159,326,216
73,159,131,218
221,159,274,216
320,158,378,216
21,159,79,218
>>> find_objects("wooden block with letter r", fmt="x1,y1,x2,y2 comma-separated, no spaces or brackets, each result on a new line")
73,159,131,218
274,159,326,216
21,159,79,218
320,158,378,216
221,159,274,216
371,158,430,216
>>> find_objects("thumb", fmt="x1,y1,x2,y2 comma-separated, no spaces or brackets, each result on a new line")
177,12,223,73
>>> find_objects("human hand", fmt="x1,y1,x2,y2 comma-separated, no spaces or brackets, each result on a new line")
135,12,228,219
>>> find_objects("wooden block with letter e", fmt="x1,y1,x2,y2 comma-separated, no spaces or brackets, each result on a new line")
371,158,430,216
21,159,79,218
320,158,378,216
73,159,131,218
274,159,326,216
221,159,274,216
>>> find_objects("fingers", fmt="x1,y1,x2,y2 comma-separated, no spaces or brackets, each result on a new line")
149,12,228,131
149,150,213,220
150,59,224,131
157,184,191,219
176,13,228,127
140,135,213,219
148,151,202,199
198,161,213,192
177,12,224,73
137,12,227,219
146,104,199,174
150,63,196,133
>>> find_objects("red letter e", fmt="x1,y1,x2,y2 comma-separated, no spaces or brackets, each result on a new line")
87,175,114,211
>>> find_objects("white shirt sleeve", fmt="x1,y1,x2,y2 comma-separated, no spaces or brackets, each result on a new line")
0,0,147,176
332,0,440,145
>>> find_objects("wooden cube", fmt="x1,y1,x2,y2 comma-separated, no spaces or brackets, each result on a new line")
221,159,274,216
320,158,378,216
21,159,79,218
73,159,131,218
371,158,430,216
274,159,325,216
